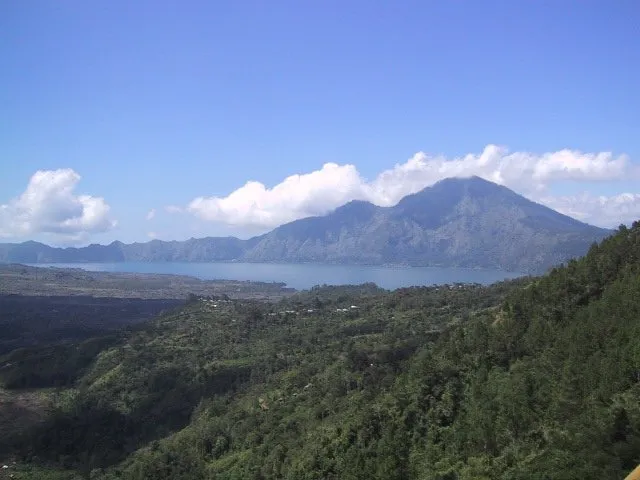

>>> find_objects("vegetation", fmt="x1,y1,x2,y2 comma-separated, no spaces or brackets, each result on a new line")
1,222,640,479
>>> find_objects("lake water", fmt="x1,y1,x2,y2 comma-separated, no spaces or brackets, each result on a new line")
30,262,524,290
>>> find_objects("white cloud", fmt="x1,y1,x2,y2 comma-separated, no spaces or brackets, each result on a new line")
183,145,638,230
187,163,366,227
0,169,116,239
165,205,183,214
541,193,640,228
147,231,158,239
146,209,156,220
365,145,633,204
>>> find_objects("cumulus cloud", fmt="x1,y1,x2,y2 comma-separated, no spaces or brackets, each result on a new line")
366,145,634,203
183,145,638,230
0,169,116,239
541,193,640,228
146,209,156,220
188,163,366,227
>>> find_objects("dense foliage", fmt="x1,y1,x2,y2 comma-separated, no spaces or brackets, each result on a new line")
1,222,639,479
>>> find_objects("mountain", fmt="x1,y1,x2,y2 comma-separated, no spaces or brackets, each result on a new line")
245,176,610,272
0,177,612,273
0,240,126,263
0,237,259,264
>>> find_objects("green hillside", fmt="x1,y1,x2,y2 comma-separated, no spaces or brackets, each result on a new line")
1,223,639,479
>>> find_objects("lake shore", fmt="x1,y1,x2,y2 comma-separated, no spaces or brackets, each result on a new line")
0,264,296,301
17,260,525,290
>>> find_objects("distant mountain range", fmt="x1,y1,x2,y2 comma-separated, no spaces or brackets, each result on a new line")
0,177,613,274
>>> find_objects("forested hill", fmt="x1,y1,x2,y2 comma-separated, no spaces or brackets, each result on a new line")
0,177,611,273
1,222,640,479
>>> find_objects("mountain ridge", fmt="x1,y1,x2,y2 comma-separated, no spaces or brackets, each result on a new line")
0,177,612,273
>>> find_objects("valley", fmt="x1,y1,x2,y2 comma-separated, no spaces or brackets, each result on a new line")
4,3,637,477
0,223,638,479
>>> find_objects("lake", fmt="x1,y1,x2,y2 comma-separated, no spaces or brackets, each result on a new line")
30,262,525,290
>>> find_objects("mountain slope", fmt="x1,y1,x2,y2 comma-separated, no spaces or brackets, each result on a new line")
0,177,611,273
244,176,610,272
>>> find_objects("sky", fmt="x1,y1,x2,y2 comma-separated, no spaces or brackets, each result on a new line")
1,0,639,245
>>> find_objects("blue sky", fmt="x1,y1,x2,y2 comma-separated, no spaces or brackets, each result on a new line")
1,0,639,244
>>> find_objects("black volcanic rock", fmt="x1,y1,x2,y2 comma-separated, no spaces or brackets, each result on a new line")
0,177,613,273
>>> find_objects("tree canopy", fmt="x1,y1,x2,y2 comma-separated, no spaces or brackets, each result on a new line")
2,222,640,479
